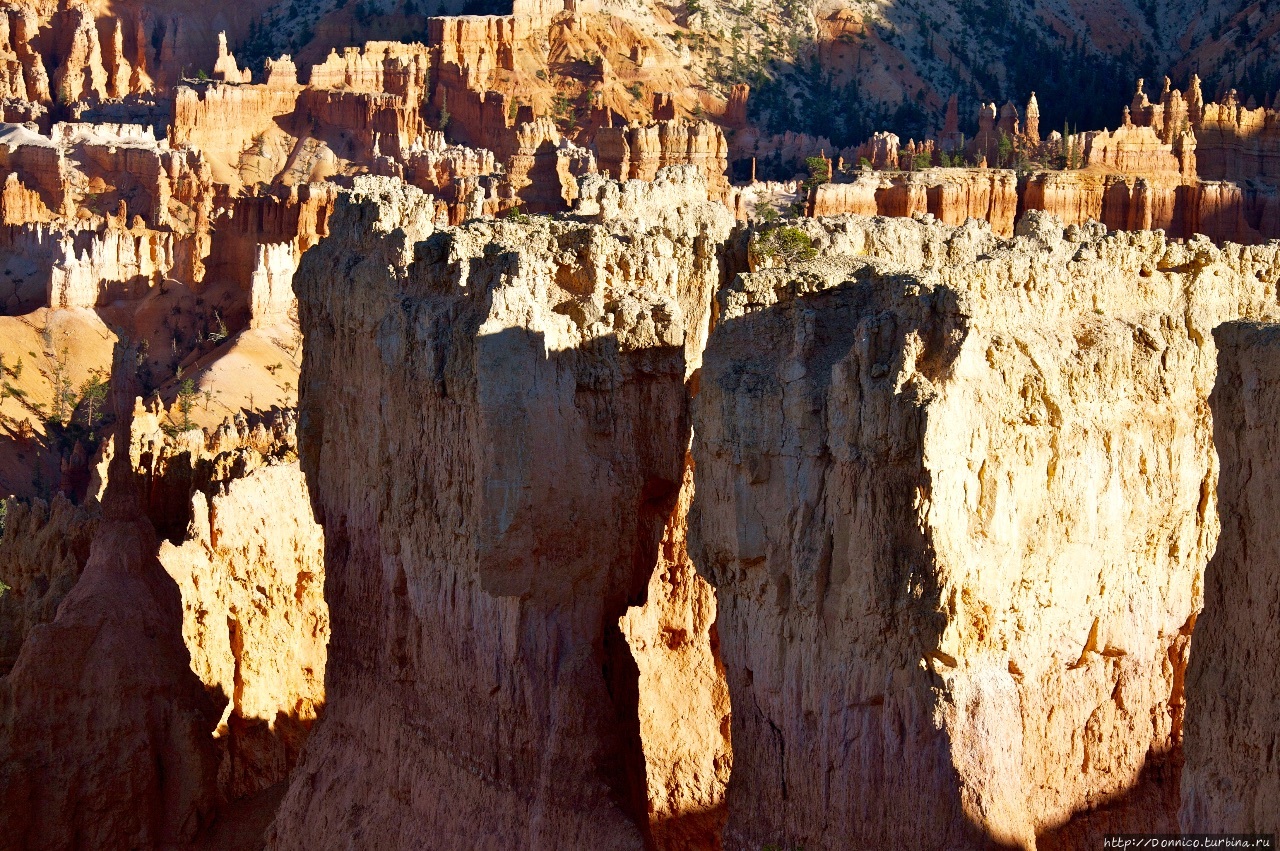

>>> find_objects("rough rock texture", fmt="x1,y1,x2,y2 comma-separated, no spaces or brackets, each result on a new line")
0,380,225,850
268,171,731,848
595,119,731,201
0,379,328,849
1180,321,1280,832
690,213,1280,849
0,494,97,674
809,169,1019,236
620,456,732,850
158,456,327,802
1023,171,1280,245
809,168,1280,245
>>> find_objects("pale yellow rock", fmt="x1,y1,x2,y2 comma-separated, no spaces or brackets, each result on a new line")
690,212,1280,849
267,170,731,849
159,461,327,801
621,456,731,850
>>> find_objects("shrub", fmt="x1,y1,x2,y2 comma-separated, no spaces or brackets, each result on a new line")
754,226,817,265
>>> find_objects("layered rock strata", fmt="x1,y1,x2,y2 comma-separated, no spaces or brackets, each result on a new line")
690,214,1280,848
1180,321,1280,832
808,168,1280,245
268,171,732,848
809,169,1018,235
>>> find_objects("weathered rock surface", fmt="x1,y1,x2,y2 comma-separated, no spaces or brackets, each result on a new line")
0,379,224,850
810,169,1018,235
690,214,1280,848
809,167,1280,245
0,494,97,675
620,456,732,849
1180,321,1280,833
268,171,730,848
158,455,327,803
0,381,328,849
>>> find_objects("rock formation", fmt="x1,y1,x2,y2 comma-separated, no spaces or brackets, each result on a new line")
0,494,97,675
690,214,1280,848
620,457,732,849
809,169,1018,235
267,171,733,848
0,365,328,848
1180,321,1280,833
807,167,1280,245
596,119,731,200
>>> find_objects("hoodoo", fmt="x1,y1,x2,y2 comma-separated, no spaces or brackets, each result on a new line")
3,0,1280,845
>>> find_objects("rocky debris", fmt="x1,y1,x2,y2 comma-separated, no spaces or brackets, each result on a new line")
266,172,729,848
1180,321,1280,832
689,213,1280,848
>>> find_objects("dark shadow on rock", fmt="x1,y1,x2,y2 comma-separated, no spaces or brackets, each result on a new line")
1037,752,1182,849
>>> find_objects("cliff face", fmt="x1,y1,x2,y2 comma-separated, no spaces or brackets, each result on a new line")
1180,321,1280,832
619,457,732,849
157,457,326,802
0,387,224,850
0,494,97,675
689,214,1280,848
596,119,731,201
0,388,328,850
809,167,1280,245
810,169,1018,235
269,172,731,848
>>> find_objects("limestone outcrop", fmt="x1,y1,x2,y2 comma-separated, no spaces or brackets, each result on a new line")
1180,321,1280,833
268,171,731,848
690,214,1280,848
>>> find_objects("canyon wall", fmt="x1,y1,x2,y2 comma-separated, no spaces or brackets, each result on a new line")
810,169,1018,235
809,168,1280,245
0,379,327,848
689,214,1280,848
268,171,732,848
1180,321,1280,832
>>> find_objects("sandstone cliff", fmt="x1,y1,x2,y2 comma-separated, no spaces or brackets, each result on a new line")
1180,321,1280,833
268,171,731,848
0,373,328,849
620,456,732,849
809,169,1018,235
807,167,1280,245
690,214,1280,848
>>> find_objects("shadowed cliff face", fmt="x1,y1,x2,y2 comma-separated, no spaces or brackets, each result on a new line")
271,173,732,848
0,354,225,849
689,215,1280,849
1181,322,1280,832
